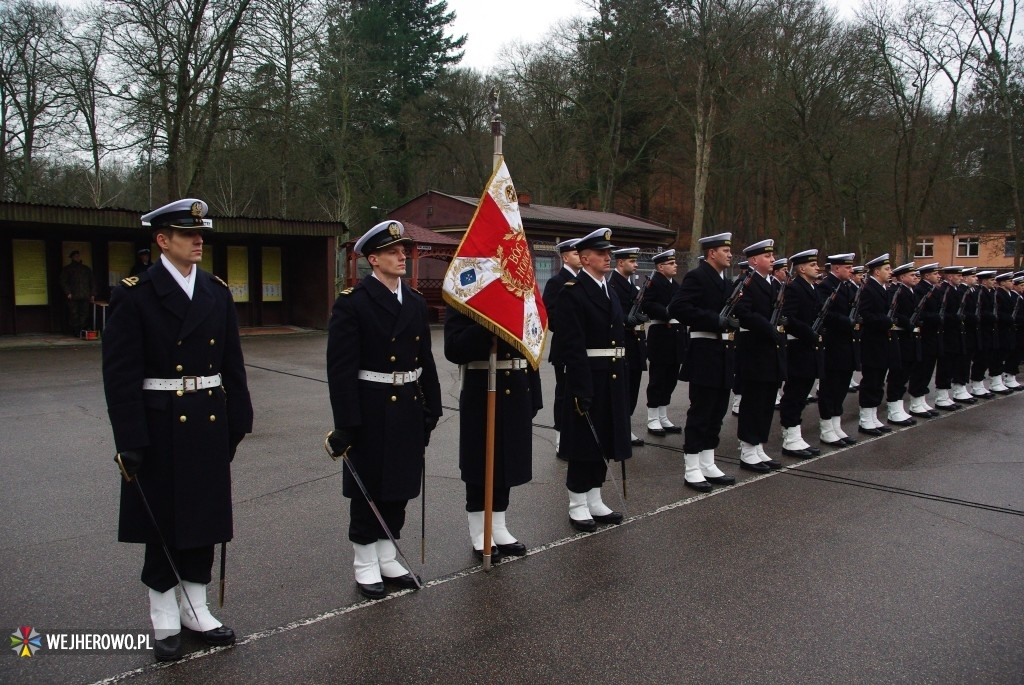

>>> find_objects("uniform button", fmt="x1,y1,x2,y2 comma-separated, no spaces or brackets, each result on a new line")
504,389,511,395
413,395,418,401
611,358,617,363
504,371,510,377
208,390,213,396
177,340,182,346
209,415,216,422
505,353,511,359
391,396,397,402
209,339,215,346
391,337,396,342
390,355,396,362
176,390,183,397
179,415,187,423
611,340,616,345
209,364,213,369
612,374,617,379
175,364,183,372
415,336,420,341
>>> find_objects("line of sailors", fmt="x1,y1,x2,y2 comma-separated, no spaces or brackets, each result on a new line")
544,229,1024,501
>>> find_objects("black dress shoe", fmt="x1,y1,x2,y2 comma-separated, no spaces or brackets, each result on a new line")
763,459,782,470
991,387,1012,395
806,446,822,455
705,474,736,485
357,581,386,600
858,425,884,436
955,396,977,404
154,634,182,661
781,447,814,458
876,424,893,432
820,437,846,447
848,385,859,393
383,573,421,589
647,426,667,437
496,541,528,556
887,417,916,426
570,517,597,533
908,410,933,419
934,403,960,411
593,511,624,525
185,625,236,647
684,479,713,492
631,437,645,446
740,461,770,473
839,436,857,446
472,545,505,561
662,425,682,434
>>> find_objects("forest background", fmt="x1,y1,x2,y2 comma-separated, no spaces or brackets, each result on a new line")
2,0,1023,267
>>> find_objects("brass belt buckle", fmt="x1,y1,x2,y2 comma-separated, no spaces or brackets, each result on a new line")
392,372,406,386
182,376,199,393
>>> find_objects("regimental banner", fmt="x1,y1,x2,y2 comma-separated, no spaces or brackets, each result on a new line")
442,158,548,367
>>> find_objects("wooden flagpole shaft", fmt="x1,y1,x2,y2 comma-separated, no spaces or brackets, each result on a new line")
483,337,498,572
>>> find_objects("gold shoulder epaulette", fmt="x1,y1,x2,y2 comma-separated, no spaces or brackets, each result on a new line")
340,287,355,296
121,276,139,287
411,287,423,296
213,275,229,288
564,280,576,286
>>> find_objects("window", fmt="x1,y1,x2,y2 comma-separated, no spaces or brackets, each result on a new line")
914,238,934,258
1005,237,1018,258
957,237,980,258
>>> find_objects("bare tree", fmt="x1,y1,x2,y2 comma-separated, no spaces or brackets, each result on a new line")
0,0,70,201
106,0,253,201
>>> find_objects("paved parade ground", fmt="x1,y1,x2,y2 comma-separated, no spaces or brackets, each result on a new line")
2,329,1023,684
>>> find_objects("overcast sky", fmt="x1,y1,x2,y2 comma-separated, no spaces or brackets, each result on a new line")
445,0,863,72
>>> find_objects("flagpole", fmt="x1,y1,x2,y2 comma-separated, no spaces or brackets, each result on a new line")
482,336,498,572
490,87,504,171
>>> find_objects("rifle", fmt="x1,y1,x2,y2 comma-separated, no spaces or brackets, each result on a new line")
811,289,837,335
937,282,950,322
769,281,786,326
886,284,901,324
848,283,864,324
908,283,934,329
957,285,973,322
626,272,653,326
721,273,752,319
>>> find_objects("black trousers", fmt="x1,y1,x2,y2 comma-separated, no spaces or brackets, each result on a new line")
954,350,972,385
349,492,408,545
934,351,955,389
552,364,566,431
885,365,911,402
566,460,608,493
971,349,990,382
989,349,1006,376
818,367,854,420
908,351,938,397
859,366,888,408
465,483,510,512
683,383,731,453
142,543,215,593
779,375,815,428
737,380,777,445
646,360,679,407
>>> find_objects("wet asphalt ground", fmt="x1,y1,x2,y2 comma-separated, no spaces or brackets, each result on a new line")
2,329,1022,684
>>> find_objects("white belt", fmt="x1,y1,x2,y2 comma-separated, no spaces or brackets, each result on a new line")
633,325,646,332
648,319,680,326
787,334,798,341
892,326,921,333
587,347,626,358
142,374,222,393
357,368,423,385
464,359,528,370
689,331,731,340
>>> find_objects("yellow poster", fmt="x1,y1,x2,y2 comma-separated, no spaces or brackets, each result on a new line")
227,246,249,302
202,244,216,277
108,242,134,286
262,247,282,302
13,240,48,305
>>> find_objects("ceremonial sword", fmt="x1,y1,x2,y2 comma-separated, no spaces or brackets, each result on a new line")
115,454,200,620
581,410,628,511
324,433,422,590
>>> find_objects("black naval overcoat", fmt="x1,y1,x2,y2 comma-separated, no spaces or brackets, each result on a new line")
962,285,981,353
857,277,896,370
542,266,576,365
443,308,541,488
608,269,649,371
914,280,942,357
733,272,787,383
556,274,632,462
818,275,858,371
670,260,736,387
977,286,997,352
996,286,1016,352
327,275,442,501
642,271,686,365
103,263,253,548
782,276,821,379
940,281,966,355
